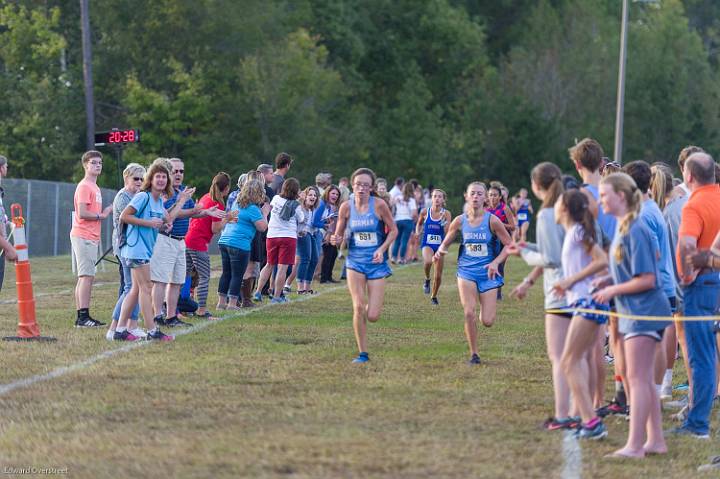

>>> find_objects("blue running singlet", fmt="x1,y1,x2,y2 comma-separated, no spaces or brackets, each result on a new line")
420,207,446,252
584,184,617,242
517,199,531,227
457,212,504,293
346,196,392,280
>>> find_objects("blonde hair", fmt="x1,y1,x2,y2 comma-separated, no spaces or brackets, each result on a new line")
122,162,146,180
600,172,642,262
238,179,265,209
465,181,487,221
649,163,674,210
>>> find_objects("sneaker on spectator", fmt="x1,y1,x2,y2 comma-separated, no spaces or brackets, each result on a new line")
129,328,147,339
146,329,174,342
105,329,115,341
164,316,192,328
253,291,263,302
153,314,166,326
577,420,607,440
75,317,105,328
665,425,709,440
666,395,689,409
673,382,689,392
113,330,139,342
698,456,720,472
596,400,628,418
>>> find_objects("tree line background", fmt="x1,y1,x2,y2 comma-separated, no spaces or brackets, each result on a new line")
1,0,719,204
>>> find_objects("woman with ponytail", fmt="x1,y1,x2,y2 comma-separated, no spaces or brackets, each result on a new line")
435,182,513,365
508,162,575,429
593,172,671,458
552,189,609,440
185,172,231,318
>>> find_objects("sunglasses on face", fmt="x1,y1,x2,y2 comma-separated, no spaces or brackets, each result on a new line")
173,169,184,174
133,177,143,181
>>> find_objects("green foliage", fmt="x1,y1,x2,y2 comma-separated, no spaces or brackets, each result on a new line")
0,0,719,199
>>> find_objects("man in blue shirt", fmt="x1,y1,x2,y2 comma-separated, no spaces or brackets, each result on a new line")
150,158,223,327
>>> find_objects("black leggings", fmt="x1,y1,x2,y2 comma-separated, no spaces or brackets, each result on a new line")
218,245,250,299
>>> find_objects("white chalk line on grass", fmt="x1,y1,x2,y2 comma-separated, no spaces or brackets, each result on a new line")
0,262,420,397
0,284,351,398
561,428,582,478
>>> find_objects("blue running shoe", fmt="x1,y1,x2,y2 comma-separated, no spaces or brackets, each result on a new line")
253,291,262,302
467,353,481,365
576,419,607,440
431,297,439,306
270,297,284,304
423,279,431,295
352,352,370,364
673,382,689,392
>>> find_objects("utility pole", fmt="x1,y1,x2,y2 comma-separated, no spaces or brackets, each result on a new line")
80,0,95,151
613,0,629,165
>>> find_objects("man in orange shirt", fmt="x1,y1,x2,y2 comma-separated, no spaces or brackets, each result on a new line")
70,150,112,328
670,152,720,439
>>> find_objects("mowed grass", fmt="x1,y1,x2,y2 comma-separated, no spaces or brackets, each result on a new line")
0,253,715,478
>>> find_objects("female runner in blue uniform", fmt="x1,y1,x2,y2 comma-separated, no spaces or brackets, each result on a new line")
513,188,533,243
414,189,451,305
331,168,398,364
434,182,513,364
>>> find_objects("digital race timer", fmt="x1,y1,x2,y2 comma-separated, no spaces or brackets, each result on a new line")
94,128,140,146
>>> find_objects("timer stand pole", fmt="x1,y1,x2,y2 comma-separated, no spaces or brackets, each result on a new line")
95,144,123,267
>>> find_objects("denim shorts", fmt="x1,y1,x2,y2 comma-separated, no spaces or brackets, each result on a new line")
121,257,150,269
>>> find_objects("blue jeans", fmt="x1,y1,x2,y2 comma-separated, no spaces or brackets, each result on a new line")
112,260,139,321
682,273,720,434
392,219,414,259
218,245,250,299
296,234,319,283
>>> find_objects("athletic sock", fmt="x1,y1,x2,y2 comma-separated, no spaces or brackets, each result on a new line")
662,369,673,389
117,327,127,333
77,308,89,319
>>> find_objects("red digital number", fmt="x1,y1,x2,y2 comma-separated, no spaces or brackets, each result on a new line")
121,130,129,142
128,130,135,142
108,131,117,143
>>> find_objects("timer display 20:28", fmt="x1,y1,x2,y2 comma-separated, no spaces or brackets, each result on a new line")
108,130,136,143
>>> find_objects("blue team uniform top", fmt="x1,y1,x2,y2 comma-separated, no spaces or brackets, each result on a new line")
584,184,617,243
457,212,504,293
346,196,391,280
420,207,446,252
517,199,531,226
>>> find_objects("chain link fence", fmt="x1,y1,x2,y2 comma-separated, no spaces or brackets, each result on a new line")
1,178,116,257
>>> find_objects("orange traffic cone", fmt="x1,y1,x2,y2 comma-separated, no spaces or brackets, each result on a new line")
3,204,56,342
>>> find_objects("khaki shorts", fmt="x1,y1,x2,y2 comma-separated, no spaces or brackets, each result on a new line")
150,233,186,284
71,236,98,277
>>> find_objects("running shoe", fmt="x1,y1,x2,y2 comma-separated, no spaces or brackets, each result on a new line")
596,400,628,418
665,426,709,440
129,328,147,339
253,291,263,302
542,416,580,431
698,456,720,472
431,297,439,306
75,317,105,328
153,314,166,326
105,329,115,341
604,354,615,365
467,353,481,365
352,352,369,364
164,316,193,328
146,329,174,342
423,279,431,295
283,285,292,294
112,330,139,342
673,382,689,392
270,297,284,304
666,395,689,409
576,420,607,440
672,405,689,422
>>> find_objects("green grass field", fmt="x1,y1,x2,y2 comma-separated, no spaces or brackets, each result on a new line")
0,253,716,478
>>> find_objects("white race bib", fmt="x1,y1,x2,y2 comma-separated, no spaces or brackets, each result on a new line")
465,243,488,257
354,231,378,247
426,234,442,245
518,213,528,221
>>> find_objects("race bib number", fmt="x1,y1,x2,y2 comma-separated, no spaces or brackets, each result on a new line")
465,243,488,257
354,231,378,247
426,234,442,245
518,213,528,221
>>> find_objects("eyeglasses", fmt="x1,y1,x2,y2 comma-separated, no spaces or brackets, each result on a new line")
353,182,372,190
89,161,103,166
132,177,143,181
173,169,184,174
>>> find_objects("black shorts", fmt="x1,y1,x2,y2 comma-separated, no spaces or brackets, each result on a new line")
546,309,573,319
250,231,264,263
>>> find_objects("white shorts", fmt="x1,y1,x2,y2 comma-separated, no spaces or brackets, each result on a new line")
71,236,98,277
150,233,186,284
